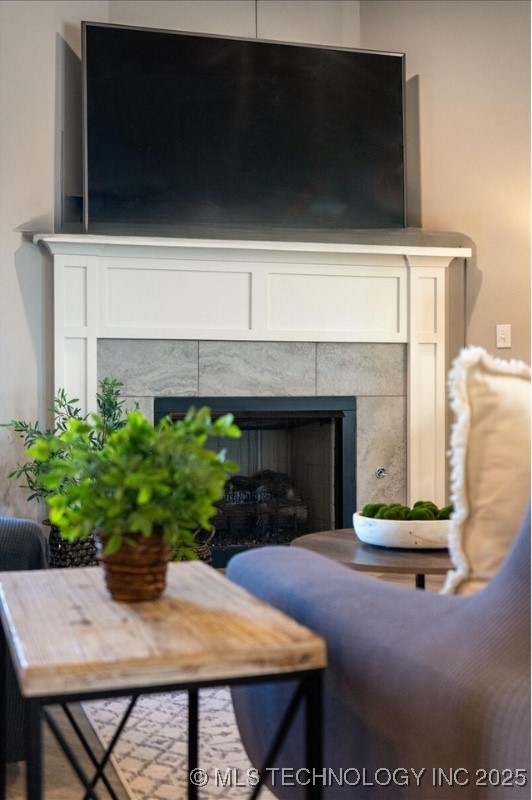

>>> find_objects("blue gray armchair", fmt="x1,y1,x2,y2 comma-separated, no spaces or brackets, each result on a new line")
0,517,49,762
228,508,530,799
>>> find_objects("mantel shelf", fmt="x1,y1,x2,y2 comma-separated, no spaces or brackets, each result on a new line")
33,230,472,260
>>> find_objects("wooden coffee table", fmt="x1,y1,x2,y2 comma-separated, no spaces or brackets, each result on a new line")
291,528,452,589
0,562,326,800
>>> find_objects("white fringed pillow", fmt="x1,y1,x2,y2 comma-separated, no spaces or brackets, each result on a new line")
442,347,531,595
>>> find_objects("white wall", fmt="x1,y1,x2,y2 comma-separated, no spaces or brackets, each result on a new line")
0,0,109,520
257,0,360,45
361,0,531,362
0,0,360,519
108,0,361,45
108,0,257,37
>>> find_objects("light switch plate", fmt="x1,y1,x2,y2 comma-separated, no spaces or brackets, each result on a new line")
496,324,512,348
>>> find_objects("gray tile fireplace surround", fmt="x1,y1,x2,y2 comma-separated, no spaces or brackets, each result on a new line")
97,340,406,509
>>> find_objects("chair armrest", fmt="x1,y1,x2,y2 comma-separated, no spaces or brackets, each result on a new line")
0,517,49,571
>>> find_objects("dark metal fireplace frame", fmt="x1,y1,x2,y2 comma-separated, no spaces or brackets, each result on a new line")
154,396,356,530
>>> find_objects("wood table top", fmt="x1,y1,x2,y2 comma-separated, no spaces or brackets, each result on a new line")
291,529,453,575
0,561,326,698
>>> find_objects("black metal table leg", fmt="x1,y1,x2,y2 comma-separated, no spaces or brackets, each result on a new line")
42,697,138,800
249,672,324,800
188,688,199,800
61,704,121,800
0,624,6,800
415,573,425,590
7,669,324,800
305,672,323,800
25,699,43,800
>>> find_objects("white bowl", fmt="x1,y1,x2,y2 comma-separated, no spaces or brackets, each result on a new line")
352,512,449,549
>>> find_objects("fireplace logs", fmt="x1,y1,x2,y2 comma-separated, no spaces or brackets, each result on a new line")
211,469,308,547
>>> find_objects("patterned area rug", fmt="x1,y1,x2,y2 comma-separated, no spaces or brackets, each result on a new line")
83,687,275,799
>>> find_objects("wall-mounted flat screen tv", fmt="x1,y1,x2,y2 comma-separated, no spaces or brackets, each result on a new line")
82,22,406,235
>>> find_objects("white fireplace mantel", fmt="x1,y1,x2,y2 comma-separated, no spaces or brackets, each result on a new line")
35,231,472,506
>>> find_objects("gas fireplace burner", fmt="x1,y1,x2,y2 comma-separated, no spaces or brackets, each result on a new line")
154,396,356,567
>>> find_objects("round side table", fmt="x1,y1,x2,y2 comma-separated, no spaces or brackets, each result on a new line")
291,528,452,589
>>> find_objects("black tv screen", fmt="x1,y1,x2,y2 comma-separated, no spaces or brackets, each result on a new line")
82,22,406,234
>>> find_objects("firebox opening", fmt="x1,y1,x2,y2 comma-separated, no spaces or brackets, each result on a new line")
154,396,355,567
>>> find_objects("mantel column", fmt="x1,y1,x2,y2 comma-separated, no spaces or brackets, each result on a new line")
53,254,99,415
406,255,455,507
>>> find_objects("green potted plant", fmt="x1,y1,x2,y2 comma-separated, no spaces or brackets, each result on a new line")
2,378,127,567
30,406,241,601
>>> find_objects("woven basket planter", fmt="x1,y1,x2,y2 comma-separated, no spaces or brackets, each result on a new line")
46,522,98,568
170,528,215,566
95,531,171,602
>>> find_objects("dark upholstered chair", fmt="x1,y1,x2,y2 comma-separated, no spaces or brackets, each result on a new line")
0,517,49,762
227,509,530,799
